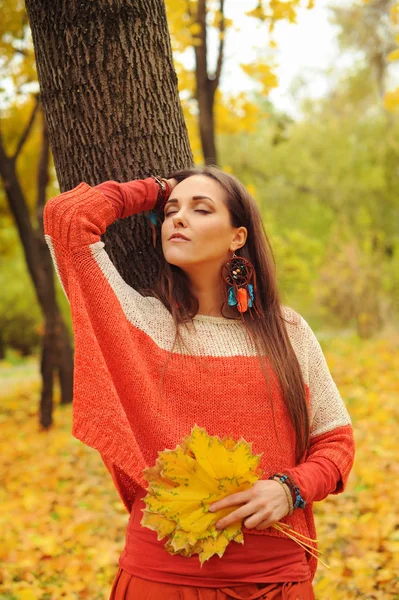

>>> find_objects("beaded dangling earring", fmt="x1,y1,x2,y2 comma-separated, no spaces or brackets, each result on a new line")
221,252,263,319
147,211,159,249
147,176,172,248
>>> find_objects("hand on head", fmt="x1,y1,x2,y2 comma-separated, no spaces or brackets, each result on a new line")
167,178,178,193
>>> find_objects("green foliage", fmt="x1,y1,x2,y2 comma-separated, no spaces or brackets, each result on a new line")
0,0,398,344
219,71,399,334
0,244,42,355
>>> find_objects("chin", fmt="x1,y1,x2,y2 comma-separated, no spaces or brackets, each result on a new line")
166,258,190,269
163,252,192,270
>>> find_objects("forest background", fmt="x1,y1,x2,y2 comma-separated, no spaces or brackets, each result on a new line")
0,0,398,598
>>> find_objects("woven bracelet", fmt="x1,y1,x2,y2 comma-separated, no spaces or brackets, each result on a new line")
271,477,294,515
269,473,306,510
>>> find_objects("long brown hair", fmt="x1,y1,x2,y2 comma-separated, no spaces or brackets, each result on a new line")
141,166,309,463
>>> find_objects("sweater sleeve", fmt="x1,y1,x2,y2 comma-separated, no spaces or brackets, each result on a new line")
284,317,355,505
43,178,158,303
43,178,170,491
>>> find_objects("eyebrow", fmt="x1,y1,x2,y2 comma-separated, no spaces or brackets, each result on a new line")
164,195,216,206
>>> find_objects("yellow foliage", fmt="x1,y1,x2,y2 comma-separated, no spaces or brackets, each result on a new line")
241,61,279,96
312,335,399,598
163,0,314,160
215,90,262,136
387,48,399,62
0,360,127,599
17,591,38,600
246,183,257,199
383,87,399,112
189,22,202,36
270,0,301,24
209,11,233,30
178,83,266,162
0,0,37,100
1,332,398,596
245,5,267,21
246,0,312,22
141,425,263,564
391,3,399,25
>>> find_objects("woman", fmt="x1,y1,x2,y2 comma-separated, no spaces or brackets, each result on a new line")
43,166,355,599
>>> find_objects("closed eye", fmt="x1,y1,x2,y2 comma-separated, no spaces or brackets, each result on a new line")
164,210,210,216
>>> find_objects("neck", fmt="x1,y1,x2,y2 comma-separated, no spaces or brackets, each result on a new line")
187,265,228,318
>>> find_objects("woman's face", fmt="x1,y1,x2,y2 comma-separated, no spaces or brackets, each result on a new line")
161,175,247,271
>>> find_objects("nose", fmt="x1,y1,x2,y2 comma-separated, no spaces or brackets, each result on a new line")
172,211,187,228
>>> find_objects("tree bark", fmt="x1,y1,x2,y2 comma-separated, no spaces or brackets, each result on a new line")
24,0,193,292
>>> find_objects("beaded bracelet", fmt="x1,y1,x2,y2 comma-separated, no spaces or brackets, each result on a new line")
271,477,294,515
269,473,306,510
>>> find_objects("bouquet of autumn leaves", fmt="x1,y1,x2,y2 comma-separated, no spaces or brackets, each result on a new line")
141,425,321,566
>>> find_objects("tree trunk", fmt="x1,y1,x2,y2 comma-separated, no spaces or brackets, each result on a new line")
24,0,193,292
0,330,5,360
35,113,74,413
193,0,225,165
0,109,74,428
196,64,218,165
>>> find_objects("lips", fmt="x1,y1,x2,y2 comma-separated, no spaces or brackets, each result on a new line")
169,233,190,241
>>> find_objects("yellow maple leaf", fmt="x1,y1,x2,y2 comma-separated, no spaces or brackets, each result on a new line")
141,425,263,564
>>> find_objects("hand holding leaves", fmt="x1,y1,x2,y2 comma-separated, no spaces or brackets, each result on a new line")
209,479,290,531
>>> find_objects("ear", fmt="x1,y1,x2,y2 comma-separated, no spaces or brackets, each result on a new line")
230,226,247,251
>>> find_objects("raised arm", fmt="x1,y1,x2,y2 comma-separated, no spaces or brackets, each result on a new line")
43,178,176,490
43,178,159,301
43,176,179,392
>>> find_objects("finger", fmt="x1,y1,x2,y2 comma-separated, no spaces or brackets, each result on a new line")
255,518,274,531
215,502,257,530
244,509,271,530
167,178,178,190
209,489,252,513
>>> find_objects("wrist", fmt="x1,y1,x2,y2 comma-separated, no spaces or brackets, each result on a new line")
269,473,306,512
270,478,294,515
151,176,172,211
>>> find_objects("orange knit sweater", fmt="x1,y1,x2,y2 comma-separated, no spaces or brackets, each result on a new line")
43,178,355,582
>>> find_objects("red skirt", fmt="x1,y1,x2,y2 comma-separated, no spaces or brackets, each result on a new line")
109,567,315,600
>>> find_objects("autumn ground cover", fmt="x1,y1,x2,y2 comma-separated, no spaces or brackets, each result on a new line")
0,334,398,600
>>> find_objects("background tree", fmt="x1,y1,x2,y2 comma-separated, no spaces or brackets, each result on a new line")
1,4,398,596
24,0,193,274
20,0,192,428
165,0,314,164
0,0,316,426
217,2,399,337
335,0,396,101
3,0,398,430
363,0,399,109
329,0,399,334
0,0,74,428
